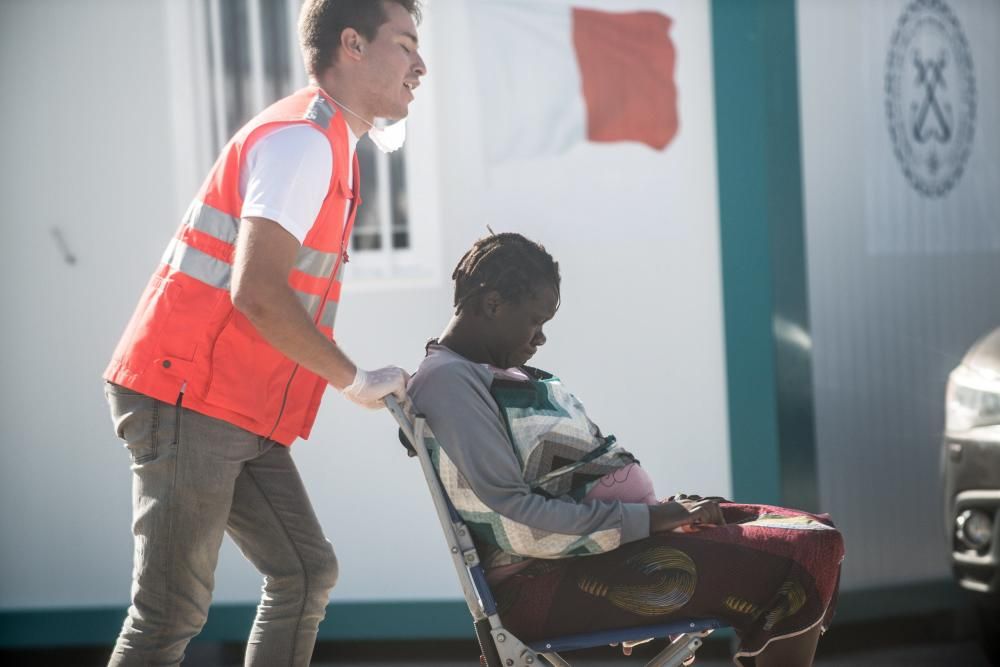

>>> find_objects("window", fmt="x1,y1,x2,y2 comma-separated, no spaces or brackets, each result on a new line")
352,144,410,253
165,0,441,288
205,0,297,149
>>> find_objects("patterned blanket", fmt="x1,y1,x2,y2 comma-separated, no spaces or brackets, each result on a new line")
495,503,843,666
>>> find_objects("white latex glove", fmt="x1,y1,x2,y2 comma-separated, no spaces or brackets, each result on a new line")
342,365,410,410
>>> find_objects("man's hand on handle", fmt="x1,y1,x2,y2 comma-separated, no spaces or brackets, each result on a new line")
342,365,410,409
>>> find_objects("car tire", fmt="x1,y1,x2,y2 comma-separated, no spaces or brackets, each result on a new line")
978,596,1000,666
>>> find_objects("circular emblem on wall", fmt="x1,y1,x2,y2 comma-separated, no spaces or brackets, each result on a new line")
885,0,976,198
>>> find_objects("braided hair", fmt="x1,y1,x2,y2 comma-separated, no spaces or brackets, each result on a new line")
452,233,561,314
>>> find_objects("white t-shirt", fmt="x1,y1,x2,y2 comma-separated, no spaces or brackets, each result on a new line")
239,123,359,244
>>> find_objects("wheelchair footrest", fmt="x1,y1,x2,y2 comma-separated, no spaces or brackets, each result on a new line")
527,618,725,653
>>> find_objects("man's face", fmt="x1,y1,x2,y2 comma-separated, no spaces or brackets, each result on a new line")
360,2,426,121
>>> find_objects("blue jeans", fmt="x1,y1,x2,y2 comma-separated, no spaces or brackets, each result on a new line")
104,383,338,667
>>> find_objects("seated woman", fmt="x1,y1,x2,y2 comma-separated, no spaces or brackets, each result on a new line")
408,233,844,667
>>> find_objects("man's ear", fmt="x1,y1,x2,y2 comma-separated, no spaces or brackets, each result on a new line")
340,27,366,62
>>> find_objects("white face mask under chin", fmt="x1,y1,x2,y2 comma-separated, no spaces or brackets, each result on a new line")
368,118,406,153
326,95,408,154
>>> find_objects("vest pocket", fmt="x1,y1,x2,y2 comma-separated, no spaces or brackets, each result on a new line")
112,273,169,372
159,277,222,363
205,311,271,421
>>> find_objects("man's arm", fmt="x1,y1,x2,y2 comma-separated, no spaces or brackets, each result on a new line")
231,216,405,405
231,216,356,388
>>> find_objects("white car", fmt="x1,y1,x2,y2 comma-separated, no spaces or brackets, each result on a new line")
943,325,1000,661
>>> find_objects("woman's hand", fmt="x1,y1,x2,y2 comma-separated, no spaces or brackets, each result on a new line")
649,498,725,533
667,492,729,504
679,497,726,527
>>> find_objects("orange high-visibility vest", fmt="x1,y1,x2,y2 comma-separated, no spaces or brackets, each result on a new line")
104,87,360,445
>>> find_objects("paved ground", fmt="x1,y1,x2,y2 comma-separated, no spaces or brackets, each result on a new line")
6,610,998,667
306,642,992,667
13,638,990,666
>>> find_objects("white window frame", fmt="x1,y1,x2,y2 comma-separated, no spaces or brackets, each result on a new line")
163,0,442,292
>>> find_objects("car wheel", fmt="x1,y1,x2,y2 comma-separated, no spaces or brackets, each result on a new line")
978,596,1000,665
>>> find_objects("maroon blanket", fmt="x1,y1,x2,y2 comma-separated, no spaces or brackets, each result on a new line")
493,503,844,665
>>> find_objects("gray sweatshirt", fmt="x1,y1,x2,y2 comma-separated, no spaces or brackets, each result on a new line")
407,344,650,562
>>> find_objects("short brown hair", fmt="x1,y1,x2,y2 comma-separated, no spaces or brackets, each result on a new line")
298,0,422,77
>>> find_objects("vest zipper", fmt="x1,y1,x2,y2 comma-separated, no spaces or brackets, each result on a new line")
265,366,300,442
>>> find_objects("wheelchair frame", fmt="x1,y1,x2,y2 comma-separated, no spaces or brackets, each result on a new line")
385,396,723,667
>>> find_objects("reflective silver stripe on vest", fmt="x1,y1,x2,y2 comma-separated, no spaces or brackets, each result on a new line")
295,254,344,327
294,246,339,279
296,291,323,317
295,291,339,329
162,238,232,290
185,200,239,245
303,95,334,129
319,300,339,329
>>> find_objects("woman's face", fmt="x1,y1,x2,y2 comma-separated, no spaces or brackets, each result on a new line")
487,284,560,368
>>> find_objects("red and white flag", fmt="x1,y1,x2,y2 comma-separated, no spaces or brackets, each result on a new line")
471,0,679,163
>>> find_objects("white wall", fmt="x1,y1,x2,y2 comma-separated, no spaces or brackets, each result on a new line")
0,0,729,610
0,0,183,608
